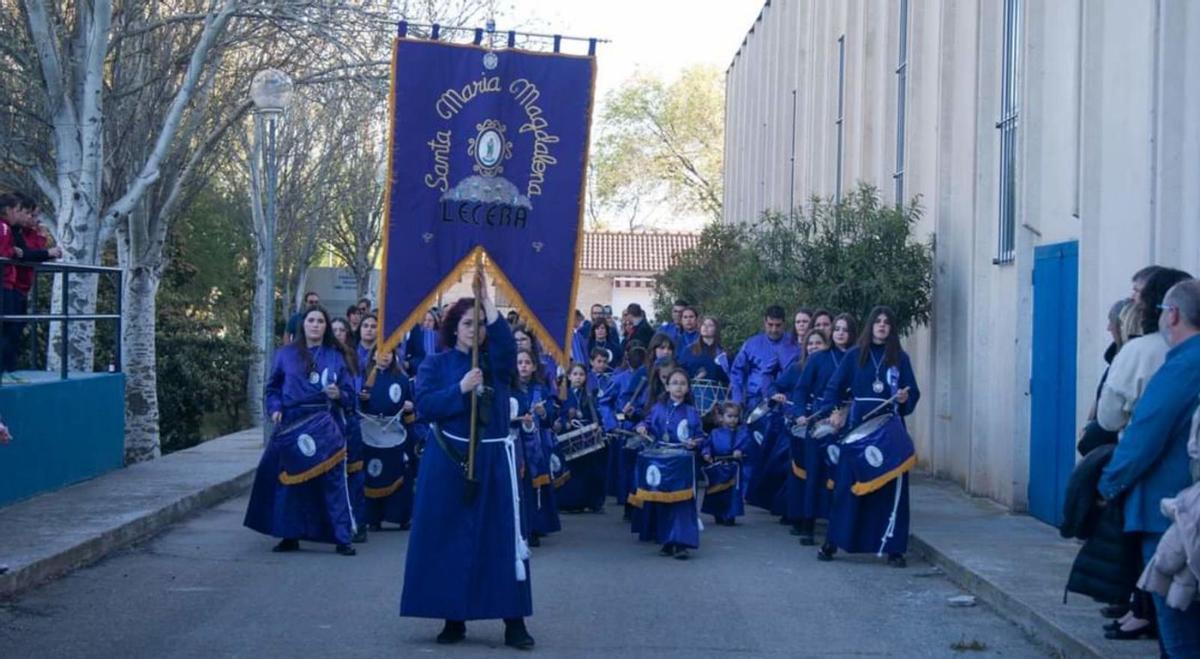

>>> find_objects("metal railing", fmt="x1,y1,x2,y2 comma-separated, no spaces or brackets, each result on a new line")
0,258,124,382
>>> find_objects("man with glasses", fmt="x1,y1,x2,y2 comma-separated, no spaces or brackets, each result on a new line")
1100,278,1200,655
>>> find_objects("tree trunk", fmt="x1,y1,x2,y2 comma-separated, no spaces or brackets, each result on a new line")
121,261,162,463
246,242,269,425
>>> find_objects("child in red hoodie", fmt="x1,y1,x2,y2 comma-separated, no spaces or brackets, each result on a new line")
1,192,61,374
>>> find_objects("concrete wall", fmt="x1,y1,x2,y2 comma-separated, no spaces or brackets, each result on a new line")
724,0,1200,509
0,374,126,506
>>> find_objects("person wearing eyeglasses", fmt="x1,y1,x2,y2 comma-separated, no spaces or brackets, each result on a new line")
1099,276,1200,656
1089,268,1191,641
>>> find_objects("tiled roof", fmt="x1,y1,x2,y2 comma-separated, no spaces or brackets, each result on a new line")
580,231,701,274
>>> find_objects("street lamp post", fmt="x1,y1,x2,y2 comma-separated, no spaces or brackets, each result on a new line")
250,69,293,442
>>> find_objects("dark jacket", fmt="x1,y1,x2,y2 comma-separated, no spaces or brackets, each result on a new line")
1061,444,1140,604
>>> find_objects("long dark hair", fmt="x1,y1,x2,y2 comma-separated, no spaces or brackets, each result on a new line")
1139,268,1193,335
647,331,675,358
512,348,546,388
832,313,858,350
856,305,902,368
689,315,723,357
291,306,357,375
643,358,678,416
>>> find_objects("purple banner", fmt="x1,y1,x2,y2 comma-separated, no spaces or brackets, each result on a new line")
379,38,596,363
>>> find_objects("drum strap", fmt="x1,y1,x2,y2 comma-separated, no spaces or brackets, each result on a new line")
429,423,468,477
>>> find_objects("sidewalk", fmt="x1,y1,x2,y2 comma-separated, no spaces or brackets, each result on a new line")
909,476,1158,659
0,428,262,599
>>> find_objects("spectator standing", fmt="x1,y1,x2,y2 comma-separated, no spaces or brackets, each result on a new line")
1099,278,1200,655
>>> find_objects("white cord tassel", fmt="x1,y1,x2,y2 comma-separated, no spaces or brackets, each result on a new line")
877,473,904,557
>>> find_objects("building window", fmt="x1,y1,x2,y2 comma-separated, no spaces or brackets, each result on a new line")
835,34,846,203
995,0,1022,264
893,0,909,206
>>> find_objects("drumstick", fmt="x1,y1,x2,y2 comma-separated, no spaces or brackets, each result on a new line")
861,391,904,422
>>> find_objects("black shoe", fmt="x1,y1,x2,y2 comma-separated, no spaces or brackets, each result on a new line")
352,529,368,544
789,525,804,536
1103,619,1123,633
591,506,605,514
529,534,541,547
659,544,676,557
335,544,357,556
887,554,907,568
798,534,816,546
504,618,535,649
399,521,411,531
1099,604,1129,619
368,523,383,532
1105,623,1154,640
437,620,466,644
272,538,300,552
817,543,836,561
673,548,690,560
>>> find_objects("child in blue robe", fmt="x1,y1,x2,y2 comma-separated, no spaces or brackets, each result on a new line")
244,306,357,556
554,362,607,513
701,402,750,525
634,367,706,559
513,348,561,543
812,306,920,567
790,314,857,544
399,281,535,649
358,348,416,531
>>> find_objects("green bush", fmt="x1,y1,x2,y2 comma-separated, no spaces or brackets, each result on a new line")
156,316,254,454
654,183,933,349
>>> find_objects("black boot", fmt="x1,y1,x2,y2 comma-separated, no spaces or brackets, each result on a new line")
504,618,535,649
272,538,300,552
352,528,368,544
335,543,357,556
887,553,907,568
436,620,466,644
798,518,816,546
817,542,836,561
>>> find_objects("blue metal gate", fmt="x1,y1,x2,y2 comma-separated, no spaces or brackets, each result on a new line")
1028,241,1079,526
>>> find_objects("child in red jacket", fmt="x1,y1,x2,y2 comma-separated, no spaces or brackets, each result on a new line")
1,192,61,375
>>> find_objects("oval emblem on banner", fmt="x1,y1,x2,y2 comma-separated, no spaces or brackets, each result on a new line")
297,434,317,457
645,464,663,488
676,420,690,442
368,458,384,477
477,129,504,168
308,371,320,385
865,446,884,468
826,444,841,465
389,383,402,403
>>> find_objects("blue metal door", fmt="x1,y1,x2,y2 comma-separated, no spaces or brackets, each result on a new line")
1028,241,1079,526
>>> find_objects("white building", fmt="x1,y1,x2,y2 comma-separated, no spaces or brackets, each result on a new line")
724,0,1200,522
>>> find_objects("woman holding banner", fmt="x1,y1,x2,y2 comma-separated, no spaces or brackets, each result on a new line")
399,270,535,650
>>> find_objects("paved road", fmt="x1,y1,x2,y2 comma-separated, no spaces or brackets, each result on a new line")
1,495,1049,658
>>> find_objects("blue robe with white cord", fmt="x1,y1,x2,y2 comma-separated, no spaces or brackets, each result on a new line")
244,344,356,545
400,316,533,621
815,344,920,555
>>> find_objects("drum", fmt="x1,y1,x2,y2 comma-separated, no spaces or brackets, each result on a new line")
692,378,731,416
703,459,740,495
556,423,605,461
358,411,408,448
634,447,696,503
839,414,916,496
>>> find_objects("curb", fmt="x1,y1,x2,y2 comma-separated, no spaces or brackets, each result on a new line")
909,531,1108,659
0,468,254,600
